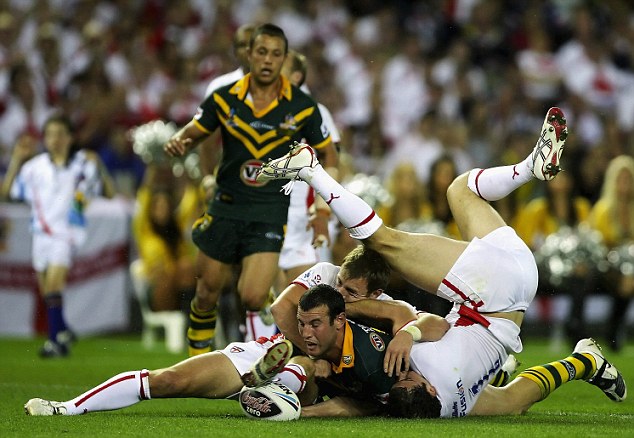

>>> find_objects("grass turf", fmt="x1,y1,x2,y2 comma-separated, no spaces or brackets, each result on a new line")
1,335,632,437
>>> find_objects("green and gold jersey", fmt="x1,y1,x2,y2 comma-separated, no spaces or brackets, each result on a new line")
325,320,396,404
193,74,331,225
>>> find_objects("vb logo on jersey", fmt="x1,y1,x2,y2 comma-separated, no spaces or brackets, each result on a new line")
240,159,267,187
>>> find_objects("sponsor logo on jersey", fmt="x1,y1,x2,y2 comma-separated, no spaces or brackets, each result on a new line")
265,231,283,241
240,159,266,187
194,107,203,120
226,108,238,127
451,378,468,417
369,333,385,351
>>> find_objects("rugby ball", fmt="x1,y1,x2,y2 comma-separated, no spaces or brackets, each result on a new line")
239,382,301,421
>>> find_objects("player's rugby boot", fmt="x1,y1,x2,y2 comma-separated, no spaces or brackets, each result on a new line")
24,398,68,416
574,338,627,402
39,340,68,358
530,107,568,181
256,142,319,183
241,339,293,387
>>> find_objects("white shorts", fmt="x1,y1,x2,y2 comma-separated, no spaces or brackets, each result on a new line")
219,336,281,375
410,323,507,418
438,226,537,312
279,206,319,271
437,226,538,352
31,233,75,272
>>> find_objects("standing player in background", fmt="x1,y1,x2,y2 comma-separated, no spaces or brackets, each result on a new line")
1,114,115,357
246,49,340,340
164,23,335,356
197,24,255,346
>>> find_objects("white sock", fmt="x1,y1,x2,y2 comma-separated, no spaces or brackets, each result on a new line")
63,370,151,415
299,165,382,239
244,310,278,342
275,363,307,394
467,156,533,201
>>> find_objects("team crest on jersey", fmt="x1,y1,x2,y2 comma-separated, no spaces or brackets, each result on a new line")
342,355,353,365
369,333,385,351
277,114,298,137
230,346,245,353
225,108,238,127
240,159,266,187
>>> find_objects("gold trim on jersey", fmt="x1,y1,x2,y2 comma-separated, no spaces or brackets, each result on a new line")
332,322,355,373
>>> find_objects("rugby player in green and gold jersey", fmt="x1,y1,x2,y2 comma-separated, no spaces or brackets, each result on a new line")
164,23,337,356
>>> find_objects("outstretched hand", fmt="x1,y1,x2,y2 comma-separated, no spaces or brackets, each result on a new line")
384,330,413,378
164,137,193,157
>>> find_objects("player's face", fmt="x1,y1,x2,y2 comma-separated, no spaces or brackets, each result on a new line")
297,304,343,359
248,34,286,86
391,370,437,398
43,122,72,156
335,268,379,303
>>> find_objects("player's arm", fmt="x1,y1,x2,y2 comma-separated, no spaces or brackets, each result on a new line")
1,134,35,200
301,396,380,417
270,283,307,350
164,120,209,157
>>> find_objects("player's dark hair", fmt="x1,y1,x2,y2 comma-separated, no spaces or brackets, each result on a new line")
299,284,345,324
388,384,442,418
341,245,391,294
286,49,307,86
250,23,288,54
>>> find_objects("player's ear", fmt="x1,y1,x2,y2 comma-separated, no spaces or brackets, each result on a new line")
368,289,383,299
335,312,345,329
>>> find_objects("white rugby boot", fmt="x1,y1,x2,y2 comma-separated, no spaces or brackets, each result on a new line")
241,339,293,387
530,107,568,181
24,398,68,416
573,338,627,402
256,142,319,183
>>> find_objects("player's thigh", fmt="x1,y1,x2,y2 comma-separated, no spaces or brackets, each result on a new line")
368,226,467,292
150,352,242,398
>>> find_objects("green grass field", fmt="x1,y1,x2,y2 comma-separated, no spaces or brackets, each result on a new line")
1,335,632,437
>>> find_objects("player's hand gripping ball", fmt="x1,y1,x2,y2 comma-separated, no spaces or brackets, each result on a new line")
239,382,301,421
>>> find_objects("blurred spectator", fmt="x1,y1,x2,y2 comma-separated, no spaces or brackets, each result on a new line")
378,162,426,228
132,164,200,312
588,155,634,351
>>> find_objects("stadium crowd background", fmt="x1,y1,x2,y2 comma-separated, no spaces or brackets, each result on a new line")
1,0,634,348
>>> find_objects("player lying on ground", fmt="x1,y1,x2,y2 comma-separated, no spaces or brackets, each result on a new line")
258,106,627,417
23,246,449,417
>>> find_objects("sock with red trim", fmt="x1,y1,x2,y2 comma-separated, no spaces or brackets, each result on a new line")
275,363,308,394
299,164,382,239
62,369,151,415
467,156,533,202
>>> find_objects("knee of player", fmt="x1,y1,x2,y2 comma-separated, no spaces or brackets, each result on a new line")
289,356,315,379
240,291,269,310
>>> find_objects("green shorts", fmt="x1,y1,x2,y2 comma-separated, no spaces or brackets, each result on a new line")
191,213,285,264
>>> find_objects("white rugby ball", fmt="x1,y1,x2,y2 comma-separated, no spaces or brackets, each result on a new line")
239,382,301,421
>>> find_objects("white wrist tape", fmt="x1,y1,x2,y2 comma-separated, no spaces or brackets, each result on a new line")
399,322,422,342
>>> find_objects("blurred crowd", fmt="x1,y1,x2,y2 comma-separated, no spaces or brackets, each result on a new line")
1,0,634,348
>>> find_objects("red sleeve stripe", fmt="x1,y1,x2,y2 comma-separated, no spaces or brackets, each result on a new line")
350,211,376,229
474,168,485,199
